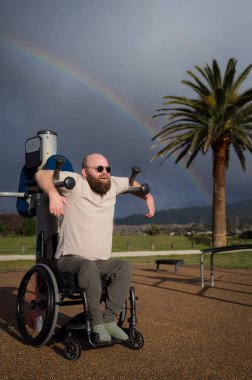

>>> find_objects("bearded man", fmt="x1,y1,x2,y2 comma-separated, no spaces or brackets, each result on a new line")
35,153,155,342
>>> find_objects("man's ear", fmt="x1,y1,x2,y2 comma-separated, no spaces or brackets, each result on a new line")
81,168,87,178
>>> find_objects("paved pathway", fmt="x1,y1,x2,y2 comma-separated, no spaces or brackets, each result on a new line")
0,250,201,261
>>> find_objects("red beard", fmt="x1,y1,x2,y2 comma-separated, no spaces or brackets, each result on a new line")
85,172,111,195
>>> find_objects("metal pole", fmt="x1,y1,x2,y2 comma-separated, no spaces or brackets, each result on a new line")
210,253,215,287
35,130,59,263
0,192,28,198
200,253,204,288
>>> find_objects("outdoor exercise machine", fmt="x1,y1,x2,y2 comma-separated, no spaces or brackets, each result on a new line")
0,130,150,360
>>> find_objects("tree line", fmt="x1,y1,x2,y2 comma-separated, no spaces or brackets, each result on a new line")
0,214,36,237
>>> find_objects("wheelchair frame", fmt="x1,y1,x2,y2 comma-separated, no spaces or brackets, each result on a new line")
2,130,148,360
16,262,144,360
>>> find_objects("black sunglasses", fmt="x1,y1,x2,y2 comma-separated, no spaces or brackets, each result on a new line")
87,165,112,173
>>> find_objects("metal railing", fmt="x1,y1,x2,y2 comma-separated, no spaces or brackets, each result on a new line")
200,244,252,288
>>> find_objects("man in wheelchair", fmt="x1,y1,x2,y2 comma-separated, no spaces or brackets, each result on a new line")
35,153,155,343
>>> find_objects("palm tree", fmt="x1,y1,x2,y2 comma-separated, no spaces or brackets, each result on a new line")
152,58,252,247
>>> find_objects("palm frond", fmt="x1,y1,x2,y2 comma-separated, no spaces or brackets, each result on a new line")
161,141,192,166
195,65,213,89
152,112,169,119
152,58,252,174
232,141,247,171
203,62,215,89
232,129,252,149
185,70,211,95
150,139,188,163
203,119,216,152
223,58,236,91
233,89,252,108
189,127,206,155
225,103,237,117
232,64,252,92
186,146,202,168
215,87,225,109
152,122,194,141
181,72,211,98
237,87,252,100
212,59,222,87
181,80,208,98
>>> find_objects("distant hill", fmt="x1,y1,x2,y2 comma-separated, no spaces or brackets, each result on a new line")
1,200,252,233
115,199,252,226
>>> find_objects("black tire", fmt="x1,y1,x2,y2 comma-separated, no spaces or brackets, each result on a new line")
129,331,144,350
16,264,59,347
64,337,82,361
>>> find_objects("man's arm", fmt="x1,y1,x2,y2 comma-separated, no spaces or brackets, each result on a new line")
35,170,69,216
131,180,155,218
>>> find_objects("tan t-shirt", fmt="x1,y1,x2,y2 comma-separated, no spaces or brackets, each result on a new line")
55,172,129,260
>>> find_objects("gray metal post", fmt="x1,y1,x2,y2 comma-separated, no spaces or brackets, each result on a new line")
35,130,59,263
210,253,215,287
200,253,204,288
0,192,28,198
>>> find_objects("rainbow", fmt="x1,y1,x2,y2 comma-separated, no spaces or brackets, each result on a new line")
2,35,211,203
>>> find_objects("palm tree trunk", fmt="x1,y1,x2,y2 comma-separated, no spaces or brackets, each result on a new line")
212,142,228,247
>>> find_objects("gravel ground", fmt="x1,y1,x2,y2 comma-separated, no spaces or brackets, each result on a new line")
0,264,251,380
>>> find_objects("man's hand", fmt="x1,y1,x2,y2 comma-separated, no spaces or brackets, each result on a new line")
35,170,70,216
145,193,155,218
131,180,155,218
49,191,69,216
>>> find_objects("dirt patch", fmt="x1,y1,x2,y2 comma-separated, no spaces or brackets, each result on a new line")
0,265,251,380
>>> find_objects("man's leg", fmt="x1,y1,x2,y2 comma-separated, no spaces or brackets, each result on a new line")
96,258,132,340
56,255,111,341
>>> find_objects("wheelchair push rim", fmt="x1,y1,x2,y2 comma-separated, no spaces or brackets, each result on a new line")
16,264,59,347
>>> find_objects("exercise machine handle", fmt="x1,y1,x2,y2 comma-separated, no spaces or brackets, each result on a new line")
53,156,65,180
127,166,150,195
129,166,141,186
123,183,150,195
53,176,76,190
51,155,75,190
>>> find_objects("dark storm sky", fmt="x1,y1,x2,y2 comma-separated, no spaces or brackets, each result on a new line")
0,0,252,217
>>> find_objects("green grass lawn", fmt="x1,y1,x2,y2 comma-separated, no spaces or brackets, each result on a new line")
0,236,36,255
1,234,252,255
112,234,203,251
0,234,252,271
0,234,205,255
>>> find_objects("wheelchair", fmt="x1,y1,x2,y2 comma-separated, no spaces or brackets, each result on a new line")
16,240,144,361
10,130,149,360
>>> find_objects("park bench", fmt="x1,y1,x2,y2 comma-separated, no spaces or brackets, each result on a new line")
155,259,184,273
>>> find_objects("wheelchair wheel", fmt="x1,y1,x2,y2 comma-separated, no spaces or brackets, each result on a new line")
64,337,82,361
16,264,59,347
129,331,144,350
